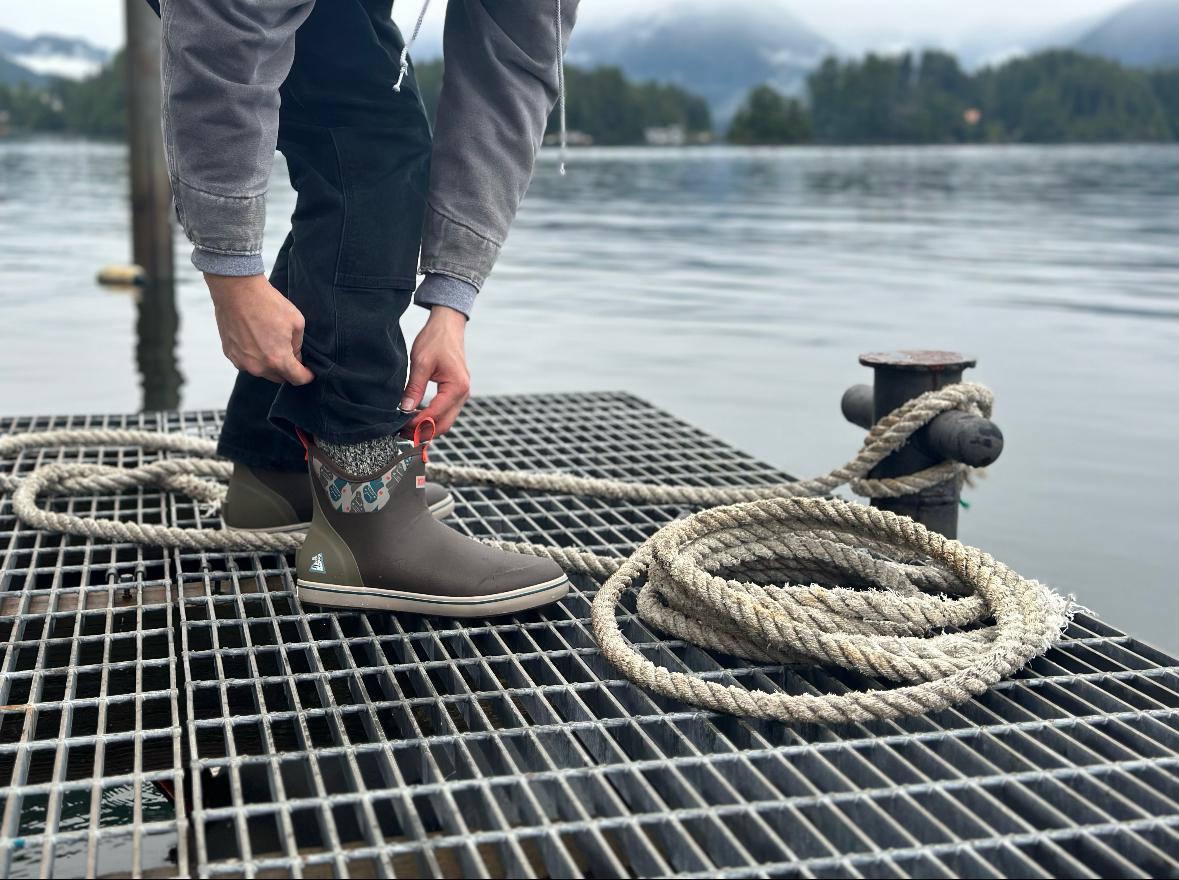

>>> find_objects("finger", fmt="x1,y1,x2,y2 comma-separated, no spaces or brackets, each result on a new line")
401,358,432,412
418,382,468,435
290,311,306,361
278,354,315,386
240,358,279,384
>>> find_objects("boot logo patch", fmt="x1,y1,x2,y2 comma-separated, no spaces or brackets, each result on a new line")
316,457,411,513
309,552,326,574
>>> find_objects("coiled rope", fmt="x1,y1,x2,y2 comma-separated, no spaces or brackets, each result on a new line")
0,383,1072,724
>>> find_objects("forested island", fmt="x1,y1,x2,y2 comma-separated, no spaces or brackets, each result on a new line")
758,49,1178,144
4,47,1179,146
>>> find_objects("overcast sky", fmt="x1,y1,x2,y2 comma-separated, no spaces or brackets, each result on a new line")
2,0,1129,52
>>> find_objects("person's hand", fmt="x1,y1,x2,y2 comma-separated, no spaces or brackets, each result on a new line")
401,306,469,435
205,273,314,386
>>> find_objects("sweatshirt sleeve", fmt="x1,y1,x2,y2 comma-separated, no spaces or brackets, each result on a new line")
160,0,315,274
419,0,578,293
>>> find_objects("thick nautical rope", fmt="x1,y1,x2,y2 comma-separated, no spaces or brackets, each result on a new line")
0,383,1073,723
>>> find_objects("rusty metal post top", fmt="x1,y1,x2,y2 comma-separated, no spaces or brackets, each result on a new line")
859,350,977,372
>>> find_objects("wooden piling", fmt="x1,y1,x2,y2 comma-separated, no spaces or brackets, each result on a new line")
123,0,175,282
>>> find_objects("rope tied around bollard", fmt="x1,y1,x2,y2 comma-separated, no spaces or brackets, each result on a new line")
0,383,1076,724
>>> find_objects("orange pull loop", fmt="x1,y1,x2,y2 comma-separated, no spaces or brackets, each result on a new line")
294,428,313,461
412,417,436,464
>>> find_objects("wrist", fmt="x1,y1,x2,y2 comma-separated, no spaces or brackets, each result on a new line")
426,305,468,329
204,273,268,303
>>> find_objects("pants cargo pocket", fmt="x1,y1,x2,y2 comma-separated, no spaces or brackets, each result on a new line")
331,124,431,291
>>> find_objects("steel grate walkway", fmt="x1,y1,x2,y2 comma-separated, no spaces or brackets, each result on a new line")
0,391,1177,878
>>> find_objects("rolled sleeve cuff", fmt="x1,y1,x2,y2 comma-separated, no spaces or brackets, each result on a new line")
191,247,265,277
414,273,478,318
171,176,266,256
419,204,501,290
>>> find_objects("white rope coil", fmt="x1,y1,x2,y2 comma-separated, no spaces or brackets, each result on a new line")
0,384,1073,723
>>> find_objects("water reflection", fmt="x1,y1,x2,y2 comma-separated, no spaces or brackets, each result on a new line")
134,278,183,411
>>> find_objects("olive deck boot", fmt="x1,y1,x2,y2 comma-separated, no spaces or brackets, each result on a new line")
294,428,570,617
221,461,455,532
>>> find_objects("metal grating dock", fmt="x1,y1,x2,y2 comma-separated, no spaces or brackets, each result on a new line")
0,391,1177,878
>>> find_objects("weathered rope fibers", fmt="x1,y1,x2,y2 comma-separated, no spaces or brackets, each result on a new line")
0,383,1073,724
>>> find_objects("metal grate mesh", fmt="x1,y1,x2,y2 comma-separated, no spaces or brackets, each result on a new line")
1,391,1177,878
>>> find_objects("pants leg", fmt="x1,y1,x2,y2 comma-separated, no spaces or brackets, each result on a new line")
215,0,432,466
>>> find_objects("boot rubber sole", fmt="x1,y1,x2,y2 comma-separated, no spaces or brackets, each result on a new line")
296,574,570,617
223,492,457,532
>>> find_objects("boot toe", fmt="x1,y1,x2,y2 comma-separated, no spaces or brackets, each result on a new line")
475,554,567,595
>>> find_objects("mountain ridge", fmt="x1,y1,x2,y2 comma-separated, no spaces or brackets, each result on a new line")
0,29,110,83
567,0,835,123
1073,0,1179,68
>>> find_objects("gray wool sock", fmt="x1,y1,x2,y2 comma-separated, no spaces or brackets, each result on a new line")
317,434,409,477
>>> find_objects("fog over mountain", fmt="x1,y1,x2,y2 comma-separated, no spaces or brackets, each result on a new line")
0,29,109,84
567,0,834,122
1074,0,1179,67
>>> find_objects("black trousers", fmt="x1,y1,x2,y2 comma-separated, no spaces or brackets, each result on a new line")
161,0,432,471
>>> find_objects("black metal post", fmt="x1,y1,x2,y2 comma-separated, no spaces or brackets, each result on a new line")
857,350,982,539
841,385,1003,468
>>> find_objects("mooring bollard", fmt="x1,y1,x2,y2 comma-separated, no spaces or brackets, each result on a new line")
840,350,1003,538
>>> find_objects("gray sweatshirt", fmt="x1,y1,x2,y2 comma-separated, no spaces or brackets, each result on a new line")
161,0,577,317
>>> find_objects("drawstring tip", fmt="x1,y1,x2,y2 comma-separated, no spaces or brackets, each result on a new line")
393,50,410,93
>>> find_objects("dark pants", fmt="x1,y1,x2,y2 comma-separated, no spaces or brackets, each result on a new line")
164,0,432,472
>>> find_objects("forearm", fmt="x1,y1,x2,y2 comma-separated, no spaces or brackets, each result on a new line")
161,0,314,274
421,0,578,292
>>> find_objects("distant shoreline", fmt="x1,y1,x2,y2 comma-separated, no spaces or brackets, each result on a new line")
5,133,1179,152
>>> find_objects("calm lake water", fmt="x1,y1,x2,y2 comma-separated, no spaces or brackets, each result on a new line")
2,137,1178,663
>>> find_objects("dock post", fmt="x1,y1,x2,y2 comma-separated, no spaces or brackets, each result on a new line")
136,280,183,411
857,351,981,538
123,0,174,282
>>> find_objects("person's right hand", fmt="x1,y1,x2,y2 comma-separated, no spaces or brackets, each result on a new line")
205,273,314,386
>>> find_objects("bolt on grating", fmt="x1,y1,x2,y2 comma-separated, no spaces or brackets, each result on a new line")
0,391,1176,878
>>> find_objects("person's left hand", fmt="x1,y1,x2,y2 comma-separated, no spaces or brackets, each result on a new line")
400,306,470,435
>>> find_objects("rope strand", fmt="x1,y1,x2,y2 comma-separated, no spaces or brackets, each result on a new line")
0,384,1073,724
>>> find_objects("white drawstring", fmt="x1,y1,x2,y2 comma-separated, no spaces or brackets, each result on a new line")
393,0,433,92
393,0,568,176
555,0,567,175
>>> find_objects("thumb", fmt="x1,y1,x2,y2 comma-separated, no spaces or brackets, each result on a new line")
401,357,431,412
280,354,315,387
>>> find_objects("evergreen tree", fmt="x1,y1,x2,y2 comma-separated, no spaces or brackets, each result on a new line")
726,85,811,144
7,44,1179,147
409,60,711,145
978,50,1170,142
